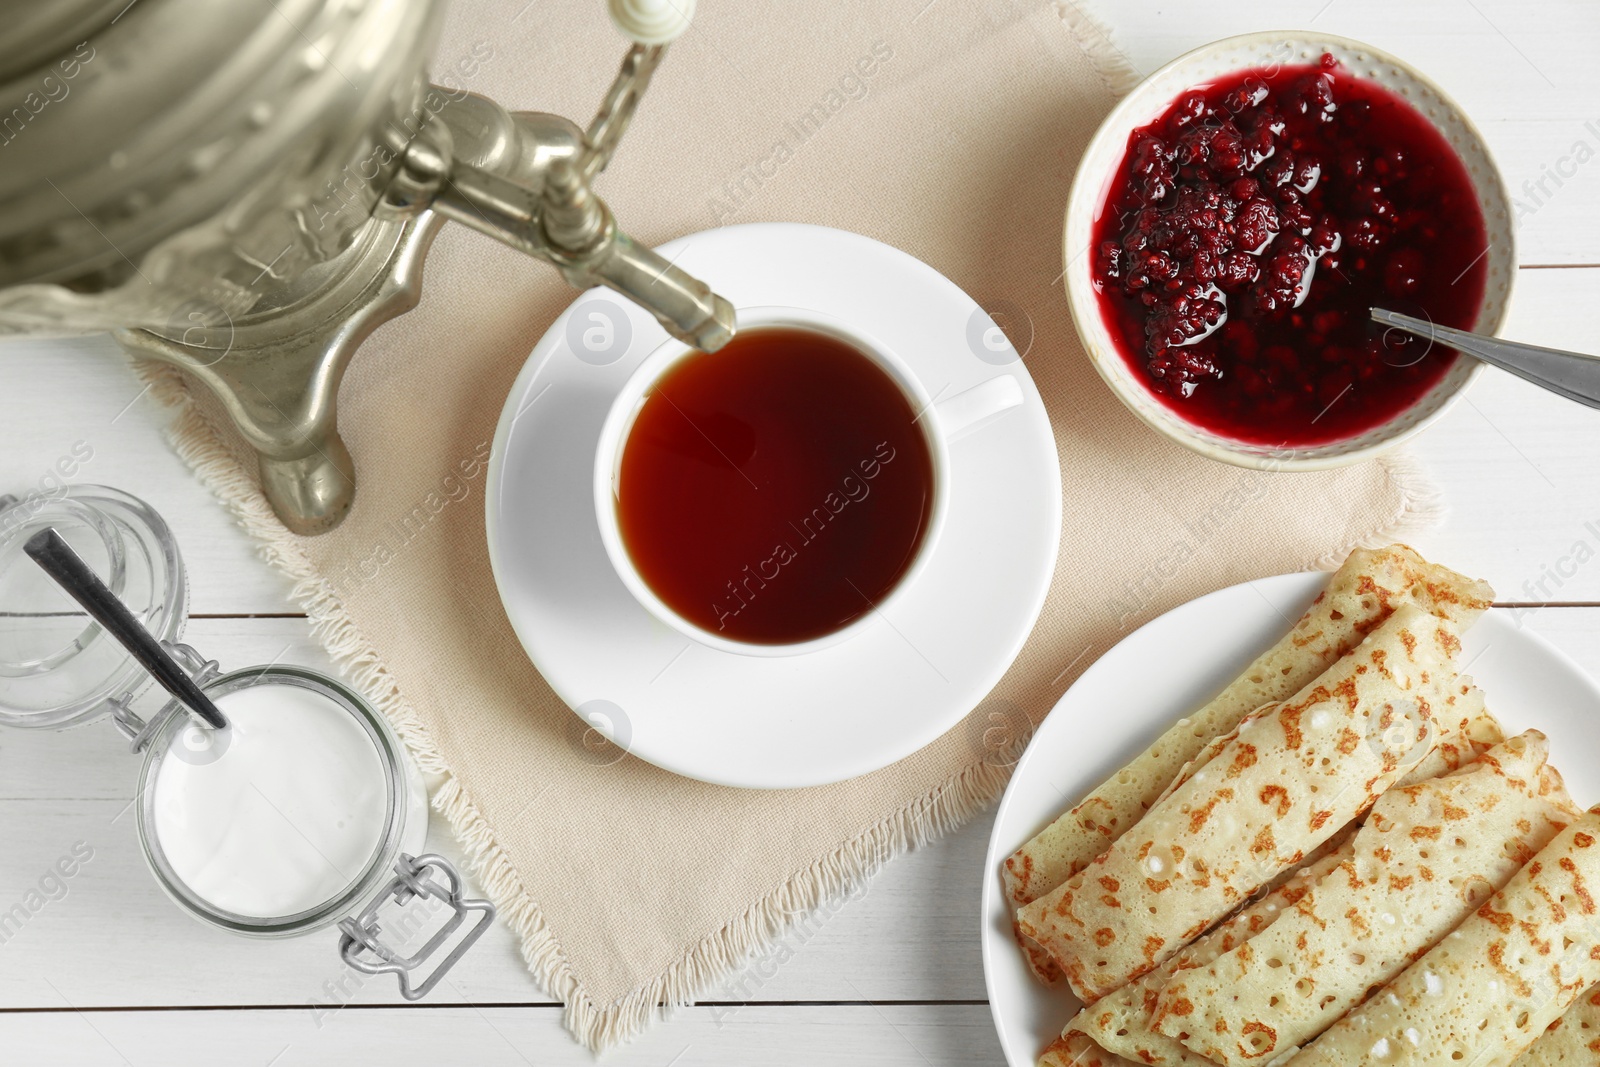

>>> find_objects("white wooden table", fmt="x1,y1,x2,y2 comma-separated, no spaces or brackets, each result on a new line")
3,2,1599,1062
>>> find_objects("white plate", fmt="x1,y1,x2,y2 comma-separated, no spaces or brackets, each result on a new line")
486,223,1062,789
980,571,1600,1066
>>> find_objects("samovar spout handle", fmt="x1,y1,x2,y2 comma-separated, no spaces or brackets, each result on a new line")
380,7,735,354
540,150,735,353
583,231,736,353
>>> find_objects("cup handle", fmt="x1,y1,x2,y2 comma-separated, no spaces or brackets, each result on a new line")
931,375,1025,442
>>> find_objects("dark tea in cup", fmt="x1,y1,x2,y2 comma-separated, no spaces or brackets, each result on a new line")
615,326,935,645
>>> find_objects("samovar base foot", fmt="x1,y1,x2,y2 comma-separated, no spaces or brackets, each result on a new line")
114,212,443,536
259,437,357,537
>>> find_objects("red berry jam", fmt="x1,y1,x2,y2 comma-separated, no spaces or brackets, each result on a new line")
1092,59,1488,445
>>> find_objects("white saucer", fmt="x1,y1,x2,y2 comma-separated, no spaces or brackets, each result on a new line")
980,572,1600,1066
486,223,1062,788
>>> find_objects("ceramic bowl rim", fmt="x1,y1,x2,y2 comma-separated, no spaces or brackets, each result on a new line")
1062,30,1516,471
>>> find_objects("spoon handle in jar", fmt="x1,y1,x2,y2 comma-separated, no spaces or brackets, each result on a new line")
23,528,228,730
1371,308,1600,410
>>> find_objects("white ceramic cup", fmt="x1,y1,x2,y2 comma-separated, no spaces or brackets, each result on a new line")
594,305,1024,657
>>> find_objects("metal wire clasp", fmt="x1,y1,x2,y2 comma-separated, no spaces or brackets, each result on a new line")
336,853,495,1001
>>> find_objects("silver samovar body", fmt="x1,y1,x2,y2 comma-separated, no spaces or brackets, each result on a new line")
0,0,733,533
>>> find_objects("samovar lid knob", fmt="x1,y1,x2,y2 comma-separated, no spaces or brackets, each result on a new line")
608,0,695,45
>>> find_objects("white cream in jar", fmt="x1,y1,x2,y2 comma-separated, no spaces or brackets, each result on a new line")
149,681,393,920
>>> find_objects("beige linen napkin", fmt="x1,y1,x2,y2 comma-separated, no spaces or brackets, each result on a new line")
147,0,1441,1049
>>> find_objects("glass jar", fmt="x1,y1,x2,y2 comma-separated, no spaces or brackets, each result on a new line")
0,485,492,998
136,662,430,934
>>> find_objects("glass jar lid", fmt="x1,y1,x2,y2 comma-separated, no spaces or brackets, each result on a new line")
0,485,187,728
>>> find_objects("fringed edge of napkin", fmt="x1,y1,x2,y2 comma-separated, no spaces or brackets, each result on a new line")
140,352,1443,1050
1056,0,1143,98
1311,449,1447,570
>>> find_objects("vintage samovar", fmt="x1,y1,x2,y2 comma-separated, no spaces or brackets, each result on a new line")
0,0,734,533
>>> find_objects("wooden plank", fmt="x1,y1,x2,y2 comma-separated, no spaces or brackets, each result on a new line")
5,607,1600,1014
0,333,294,615
0,792,996,1009
1410,268,1600,601
0,1004,1007,1067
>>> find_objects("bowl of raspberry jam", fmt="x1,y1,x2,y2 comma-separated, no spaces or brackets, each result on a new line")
1064,34,1514,469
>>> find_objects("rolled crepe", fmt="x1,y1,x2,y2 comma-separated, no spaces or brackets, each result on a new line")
1002,546,1492,980
1069,701,1500,1067
1395,696,1503,788
1039,1029,1141,1067
1161,679,1496,811
1018,604,1468,1002
1286,806,1600,1067
1513,984,1600,1065
1072,840,1355,1066
1154,731,1577,1066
